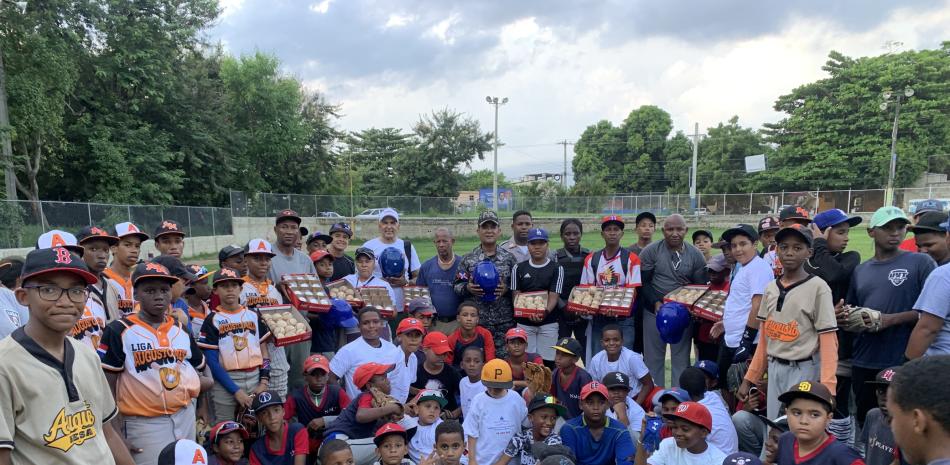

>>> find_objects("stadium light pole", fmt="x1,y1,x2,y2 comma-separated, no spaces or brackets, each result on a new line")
486,96,508,210
880,87,913,207
0,0,27,201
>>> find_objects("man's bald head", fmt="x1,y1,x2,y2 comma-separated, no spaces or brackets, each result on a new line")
663,214,688,249
665,214,686,229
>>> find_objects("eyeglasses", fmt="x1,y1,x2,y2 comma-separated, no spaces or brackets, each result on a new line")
23,284,89,303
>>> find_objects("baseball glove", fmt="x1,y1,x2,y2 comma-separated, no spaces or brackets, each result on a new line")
369,386,403,421
525,362,552,395
843,306,883,333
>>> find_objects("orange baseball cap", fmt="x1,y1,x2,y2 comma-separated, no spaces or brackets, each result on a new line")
481,359,513,389
310,250,331,263
396,318,425,335
422,331,451,355
303,354,330,374
374,423,407,446
580,381,609,401
353,362,394,390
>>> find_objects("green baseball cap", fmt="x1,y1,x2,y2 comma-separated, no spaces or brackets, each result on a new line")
869,206,910,229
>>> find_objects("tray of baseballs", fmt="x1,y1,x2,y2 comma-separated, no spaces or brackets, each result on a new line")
326,279,364,308
566,285,603,316
259,305,312,347
359,286,397,319
599,287,636,317
283,274,332,313
513,291,549,319
403,286,431,311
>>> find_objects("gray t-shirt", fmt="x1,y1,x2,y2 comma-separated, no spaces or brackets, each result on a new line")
913,263,950,356
639,239,708,302
0,287,28,340
267,244,317,285
861,408,897,465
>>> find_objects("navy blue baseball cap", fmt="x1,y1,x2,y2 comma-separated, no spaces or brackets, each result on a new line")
527,228,549,242
813,209,862,230
722,224,758,243
694,360,719,380
941,219,949,232
914,199,943,217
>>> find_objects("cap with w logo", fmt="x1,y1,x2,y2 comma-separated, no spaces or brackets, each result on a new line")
113,222,150,241
21,247,97,285
244,238,276,257
36,230,85,257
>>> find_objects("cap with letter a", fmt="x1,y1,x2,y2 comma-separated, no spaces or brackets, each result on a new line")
245,238,276,257
36,230,85,257
113,222,150,242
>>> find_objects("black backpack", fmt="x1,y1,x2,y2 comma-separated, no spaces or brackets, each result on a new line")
589,247,630,282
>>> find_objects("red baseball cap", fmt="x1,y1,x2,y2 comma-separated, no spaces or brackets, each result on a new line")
303,354,330,374
310,250,331,263
422,331,451,355
601,215,625,230
374,423,407,446
353,363,394,390
506,327,528,342
663,401,712,431
209,420,249,445
580,381,609,400
396,318,425,335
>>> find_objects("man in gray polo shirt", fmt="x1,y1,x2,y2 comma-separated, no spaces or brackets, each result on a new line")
639,214,708,386
268,209,316,391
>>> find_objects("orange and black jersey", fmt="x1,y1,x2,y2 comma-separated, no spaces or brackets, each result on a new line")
198,306,271,371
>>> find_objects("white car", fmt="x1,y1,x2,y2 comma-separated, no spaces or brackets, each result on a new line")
318,211,343,218
356,208,389,219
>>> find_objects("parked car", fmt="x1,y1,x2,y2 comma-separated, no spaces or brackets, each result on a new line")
356,208,391,219
318,211,343,218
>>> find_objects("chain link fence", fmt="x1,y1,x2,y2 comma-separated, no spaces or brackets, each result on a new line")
0,200,232,249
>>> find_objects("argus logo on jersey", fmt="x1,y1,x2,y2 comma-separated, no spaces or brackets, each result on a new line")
43,403,98,452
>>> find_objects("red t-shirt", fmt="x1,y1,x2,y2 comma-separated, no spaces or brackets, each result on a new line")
899,238,917,252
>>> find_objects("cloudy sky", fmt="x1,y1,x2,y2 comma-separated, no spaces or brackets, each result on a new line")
211,0,950,184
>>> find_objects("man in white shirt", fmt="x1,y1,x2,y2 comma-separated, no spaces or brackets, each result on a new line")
329,307,405,401
361,208,421,313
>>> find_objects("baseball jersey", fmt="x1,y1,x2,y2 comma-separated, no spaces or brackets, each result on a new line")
187,301,210,340
72,300,107,353
552,367,593,419
0,328,118,465
757,276,837,361
446,326,496,366
587,347,650,396
249,421,309,465
102,268,135,316
511,259,565,326
99,315,205,417
198,306,271,372
580,249,642,288
775,431,864,465
240,277,282,309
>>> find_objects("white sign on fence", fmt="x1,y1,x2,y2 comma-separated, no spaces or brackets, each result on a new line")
745,154,766,173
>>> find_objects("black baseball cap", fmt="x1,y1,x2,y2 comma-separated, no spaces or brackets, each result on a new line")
775,224,814,247
75,226,119,246
329,222,353,237
150,256,197,282
154,220,186,239
306,231,333,245
757,216,780,232
218,245,244,262
478,210,500,226
552,337,583,357
251,390,284,412
355,247,375,260
865,366,899,387
20,247,97,285
691,230,713,242
131,261,180,286
910,211,949,235
212,267,244,286
779,206,811,224
602,371,631,390
722,224,759,243
528,393,568,417
275,209,302,225
635,212,656,225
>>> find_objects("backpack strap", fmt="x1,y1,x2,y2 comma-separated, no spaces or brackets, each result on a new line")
403,239,413,277
590,247,630,285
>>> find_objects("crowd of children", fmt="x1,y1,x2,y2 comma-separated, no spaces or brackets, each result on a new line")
0,203,949,465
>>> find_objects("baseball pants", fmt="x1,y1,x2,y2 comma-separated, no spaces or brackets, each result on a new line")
124,403,196,465
284,340,309,392
212,369,259,423
766,357,819,420
267,342,291,398
643,311,693,388
517,322,559,361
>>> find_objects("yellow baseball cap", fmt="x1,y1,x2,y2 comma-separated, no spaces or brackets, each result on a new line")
481,359,513,389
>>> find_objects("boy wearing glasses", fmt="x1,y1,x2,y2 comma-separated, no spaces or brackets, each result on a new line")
0,247,134,465
99,261,207,465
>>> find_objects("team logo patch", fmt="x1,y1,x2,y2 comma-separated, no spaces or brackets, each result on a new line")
798,381,812,392
160,366,181,390
161,220,179,231
145,262,169,274
880,369,896,382
675,403,690,413
4,308,20,327
888,269,909,286
43,402,97,452
257,391,272,403
232,335,248,351
764,319,800,342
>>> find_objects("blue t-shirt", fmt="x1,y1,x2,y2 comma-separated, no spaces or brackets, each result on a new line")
560,416,635,465
847,252,936,369
416,256,461,318
913,263,950,356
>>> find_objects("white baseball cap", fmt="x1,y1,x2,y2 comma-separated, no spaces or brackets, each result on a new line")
158,439,207,465
378,208,399,222
245,238,275,256
113,222,150,241
36,230,84,256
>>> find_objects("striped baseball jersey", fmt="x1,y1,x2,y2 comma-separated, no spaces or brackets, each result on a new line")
187,301,210,340
198,306,271,371
102,268,135,316
580,249,642,288
71,299,107,353
99,315,205,417
0,328,118,465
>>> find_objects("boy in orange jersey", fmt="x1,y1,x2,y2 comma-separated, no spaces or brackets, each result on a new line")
103,222,149,319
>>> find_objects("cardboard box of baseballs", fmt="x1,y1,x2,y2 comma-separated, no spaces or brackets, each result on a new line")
359,286,397,318
282,274,332,313
663,285,726,322
598,287,636,318
326,279,364,308
403,286,431,311
258,305,312,347
513,291,548,319
566,285,603,316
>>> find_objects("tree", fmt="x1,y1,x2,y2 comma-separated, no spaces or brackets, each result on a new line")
344,128,417,197
662,132,693,194
409,109,492,197
697,116,772,193
460,169,512,190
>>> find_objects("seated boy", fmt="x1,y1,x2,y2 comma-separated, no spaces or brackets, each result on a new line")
319,439,355,465
446,301,496,365
407,390,448,463
634,401,726,465
505,327,544,391
496,394,567,465
587,324,654,406
463,359,528,465
560,381,636,465
552,337,593,419
325,362,405,465
208,420,249,465
604,372,647,443
434,421,466,465
773,382,863,465
284,354,351,458
248,390,309,465
374,423,414,465
651,388,690,441
860,367,900,465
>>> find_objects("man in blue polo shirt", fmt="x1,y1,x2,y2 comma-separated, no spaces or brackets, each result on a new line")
561,381,636,465
417,227,461,334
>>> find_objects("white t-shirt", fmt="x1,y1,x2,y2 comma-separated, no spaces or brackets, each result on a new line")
459,377,487,419
462,389,528,465
392,351,418,404
0,287,28,340
606,397,646,439
329,336,405,400
722,256,773,348
362,237,422,311
588,347,651,396
647,437,726,465
700,391,739,454
409,418,442,463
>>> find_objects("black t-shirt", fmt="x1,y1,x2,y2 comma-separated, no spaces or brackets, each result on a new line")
511,259,564,326
329,254,355,282
412,362,462,411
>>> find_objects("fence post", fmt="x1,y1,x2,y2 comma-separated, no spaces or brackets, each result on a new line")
186,207,194,257
211,207,218,254
418,196,422,216
314,195,319,217
749,193,753,215
847,189,852,213
815,188,821,212
262,195,267,218
127,205,132,223
87,203,93,225
722,193,726,215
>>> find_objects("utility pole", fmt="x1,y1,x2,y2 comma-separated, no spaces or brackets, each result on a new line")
881,88,913,207
558,140,573,188
486,96,508,210
690,123,701,210
0,0,27,201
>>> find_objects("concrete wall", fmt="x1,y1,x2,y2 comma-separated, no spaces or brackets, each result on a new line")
0,234,236,261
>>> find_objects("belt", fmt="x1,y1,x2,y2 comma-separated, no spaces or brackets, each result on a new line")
769,355,814,366
435,316,455,323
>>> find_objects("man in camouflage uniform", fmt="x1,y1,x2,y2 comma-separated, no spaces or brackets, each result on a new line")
454,210,518,357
